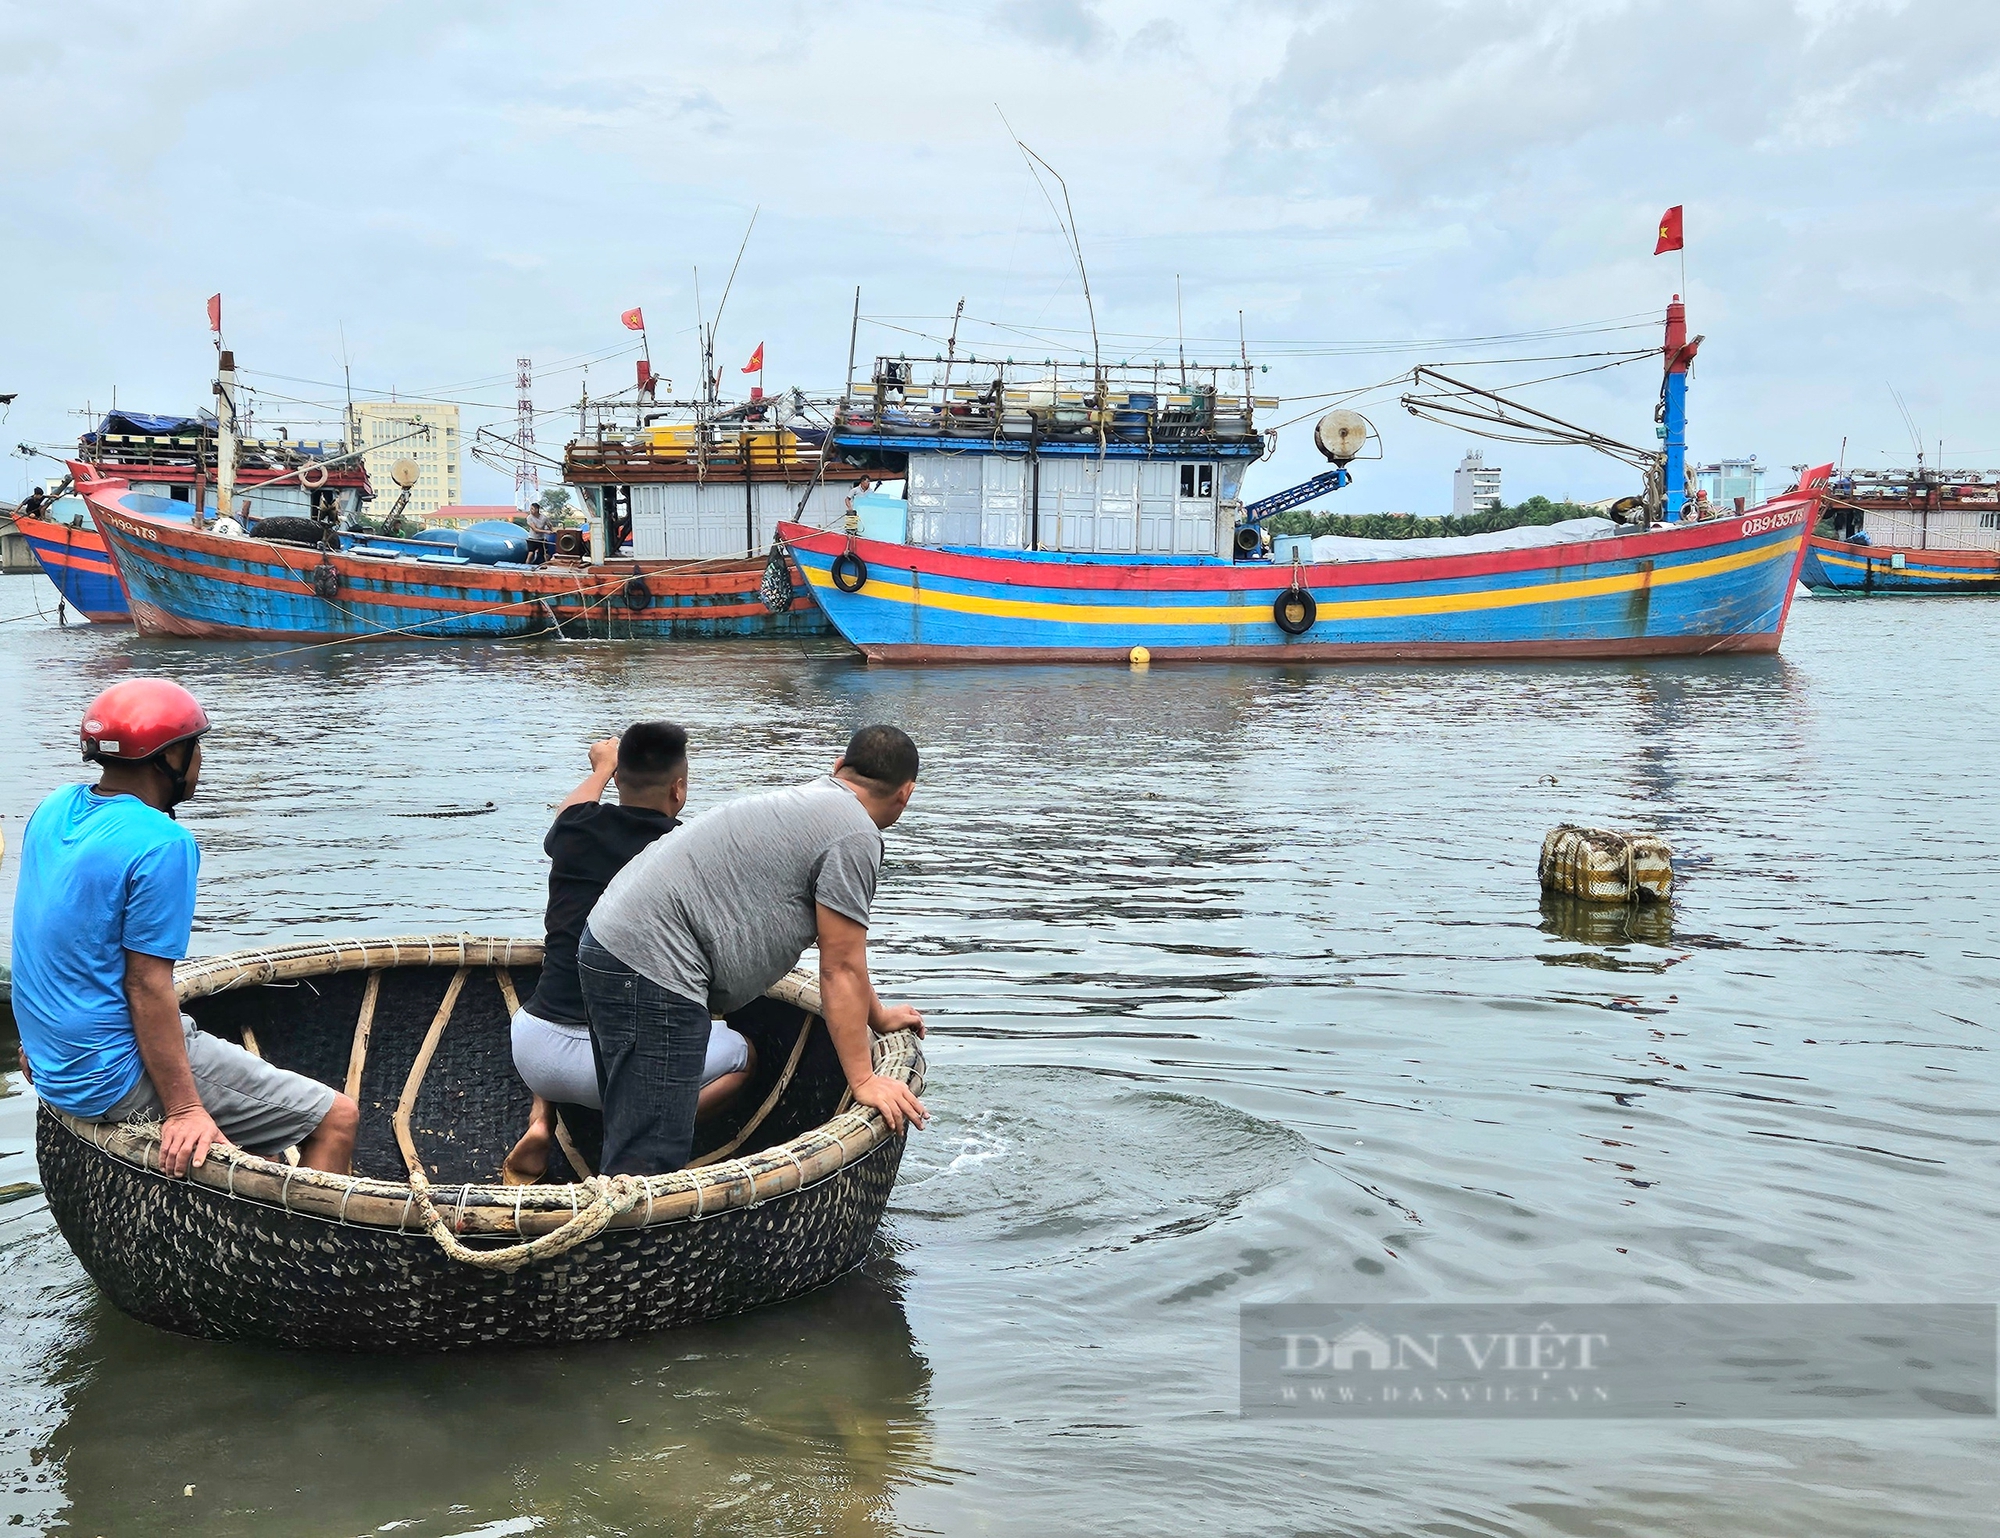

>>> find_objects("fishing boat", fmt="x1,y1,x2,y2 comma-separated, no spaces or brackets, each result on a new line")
11,500,126,622
13,410,372,623
81,461,825,642
83,353,841,642
778,300,1833,662
782,489,1827,661
35,936,923,1352
1801,467,2000,594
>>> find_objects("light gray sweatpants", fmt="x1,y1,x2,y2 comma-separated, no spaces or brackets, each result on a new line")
509,1007,750,1108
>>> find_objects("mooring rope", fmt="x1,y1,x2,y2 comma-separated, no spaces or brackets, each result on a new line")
402,1163,647,1271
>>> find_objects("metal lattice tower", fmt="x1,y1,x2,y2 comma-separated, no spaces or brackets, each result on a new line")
514,356,538,512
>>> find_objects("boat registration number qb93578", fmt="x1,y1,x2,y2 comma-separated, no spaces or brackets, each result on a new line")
1739,505,1807,536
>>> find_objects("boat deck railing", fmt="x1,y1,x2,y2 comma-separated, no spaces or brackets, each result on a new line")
841,355,1276,448
81,433,360,475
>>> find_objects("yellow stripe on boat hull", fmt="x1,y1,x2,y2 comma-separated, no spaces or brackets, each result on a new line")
804,535,1802,628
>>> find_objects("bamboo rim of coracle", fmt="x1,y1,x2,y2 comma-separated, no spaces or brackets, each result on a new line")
48,935,922,1243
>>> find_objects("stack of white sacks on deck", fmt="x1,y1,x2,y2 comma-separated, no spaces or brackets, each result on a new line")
1307,517,1620,564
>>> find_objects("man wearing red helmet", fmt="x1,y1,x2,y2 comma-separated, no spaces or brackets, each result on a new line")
11,679,359,1178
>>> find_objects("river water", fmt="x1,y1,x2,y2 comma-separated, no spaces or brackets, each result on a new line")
0,575,1993,1536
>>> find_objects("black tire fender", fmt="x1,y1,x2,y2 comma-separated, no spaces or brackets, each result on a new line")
1273,587,1316,635
831,551,868,594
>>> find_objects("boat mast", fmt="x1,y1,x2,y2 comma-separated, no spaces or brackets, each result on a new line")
1662,296,1690,521
215,348,239,520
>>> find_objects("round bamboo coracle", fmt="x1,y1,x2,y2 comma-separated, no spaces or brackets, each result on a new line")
35,935,924,1353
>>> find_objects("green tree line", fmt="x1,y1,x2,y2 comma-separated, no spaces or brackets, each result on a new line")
1267,494,1602,541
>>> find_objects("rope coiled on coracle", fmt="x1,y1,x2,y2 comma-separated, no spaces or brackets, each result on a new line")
404,1164,646,1271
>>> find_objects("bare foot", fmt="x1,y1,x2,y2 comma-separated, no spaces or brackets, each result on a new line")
502,1117,554,1186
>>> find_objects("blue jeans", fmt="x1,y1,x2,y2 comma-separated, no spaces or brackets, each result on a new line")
576,928,711,1175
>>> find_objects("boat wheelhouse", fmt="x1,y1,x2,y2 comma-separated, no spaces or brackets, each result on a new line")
75,408,372,524
562,389,868,568
828,354,1275,559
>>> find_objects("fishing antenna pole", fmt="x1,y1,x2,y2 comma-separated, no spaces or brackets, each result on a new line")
1890,385,1925,473
1176,275,1187,388
338,321,355,447
709,206,760,401
692,265,710,411
711,206,759,337
942,297,965,394
997,106,1100,378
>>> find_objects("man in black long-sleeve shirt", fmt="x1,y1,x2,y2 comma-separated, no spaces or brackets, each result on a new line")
501,723,753,1183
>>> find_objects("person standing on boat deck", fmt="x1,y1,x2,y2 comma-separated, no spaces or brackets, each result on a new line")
501,724,755,1184
525,504,554,565
10,681,360,1178
580,723,930,1176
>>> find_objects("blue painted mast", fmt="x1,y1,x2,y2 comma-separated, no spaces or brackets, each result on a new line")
1661,296,1698,522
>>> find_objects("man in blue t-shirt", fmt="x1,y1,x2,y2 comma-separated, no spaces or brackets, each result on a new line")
12,680,359,1177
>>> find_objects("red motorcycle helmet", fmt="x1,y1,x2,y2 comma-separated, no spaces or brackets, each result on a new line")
80,679,211,763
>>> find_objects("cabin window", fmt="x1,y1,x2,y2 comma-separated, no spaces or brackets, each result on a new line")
169,486,189,502
1179,464,1213,499
1982,512,2000,530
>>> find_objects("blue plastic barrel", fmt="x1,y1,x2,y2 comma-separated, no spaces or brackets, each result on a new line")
456,521,529,565
1114,392,1155,435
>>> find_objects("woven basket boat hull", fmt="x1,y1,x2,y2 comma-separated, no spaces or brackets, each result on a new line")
35,936,923,1353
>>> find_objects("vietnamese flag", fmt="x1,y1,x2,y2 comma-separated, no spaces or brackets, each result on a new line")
620,307,645,331
1654,205,1684,255
741,341,764,373
207,293,222,333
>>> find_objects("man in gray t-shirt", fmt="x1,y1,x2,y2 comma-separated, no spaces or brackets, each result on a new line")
577,723,928,1174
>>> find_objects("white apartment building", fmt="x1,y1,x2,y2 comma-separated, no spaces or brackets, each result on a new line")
1452,450,1502,517
1693,457,1764,512
351,400,460,520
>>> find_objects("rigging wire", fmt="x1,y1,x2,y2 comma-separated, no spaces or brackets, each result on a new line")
1399,366,1661,487
861,309,1662,357
238,340,644,412
1259,348,1664,438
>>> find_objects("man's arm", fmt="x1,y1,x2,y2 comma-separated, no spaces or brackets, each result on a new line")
868,993,925,1037
556,737,620,813
124,950,228,1178
815,904,927,1135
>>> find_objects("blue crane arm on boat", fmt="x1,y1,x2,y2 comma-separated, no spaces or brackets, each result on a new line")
1239,467,1351,526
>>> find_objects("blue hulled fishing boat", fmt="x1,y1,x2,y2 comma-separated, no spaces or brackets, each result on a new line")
1802,468,2000,594
13,502,126,621
778,300,1832,662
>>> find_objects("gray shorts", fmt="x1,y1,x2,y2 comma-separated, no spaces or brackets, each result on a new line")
510,1007,751,1109
102,1013,337,1158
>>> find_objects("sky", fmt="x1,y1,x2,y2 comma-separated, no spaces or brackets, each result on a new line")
4,0,1998,514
